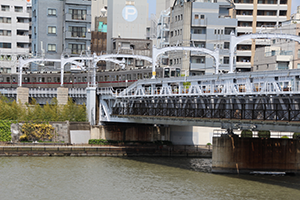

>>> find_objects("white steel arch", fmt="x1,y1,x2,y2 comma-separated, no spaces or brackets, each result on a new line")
151,46,220,78
229,32,300,73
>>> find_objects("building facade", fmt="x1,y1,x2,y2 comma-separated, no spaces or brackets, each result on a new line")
233,0,292,72
0,0,32,74
32,0,91,71
168,0,237,75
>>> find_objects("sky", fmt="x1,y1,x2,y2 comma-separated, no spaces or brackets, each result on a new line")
147,0,156,17
292,0,300,14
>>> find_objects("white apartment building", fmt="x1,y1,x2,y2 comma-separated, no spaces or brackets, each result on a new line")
0,0,31,74
233,0,291,72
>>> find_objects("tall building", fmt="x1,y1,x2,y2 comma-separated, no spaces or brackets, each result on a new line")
233,0,292,72
167,0,237,75
107,0,149,54
253,6,300,71
91,0,107,32
32,0,91,71
0,0,32,74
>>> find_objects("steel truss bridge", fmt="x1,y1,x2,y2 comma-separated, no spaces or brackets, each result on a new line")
97,69,300,132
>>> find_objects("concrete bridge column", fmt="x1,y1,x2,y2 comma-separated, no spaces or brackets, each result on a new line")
86,87,96,125
57,87,69,105
16,87,29,104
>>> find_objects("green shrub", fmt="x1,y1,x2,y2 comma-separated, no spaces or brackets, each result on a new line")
293,132,300,139
0,120,12,142
241,130,253,138
258,130,270,138
206,143,212,146
89,139,109,145
281,135,289,139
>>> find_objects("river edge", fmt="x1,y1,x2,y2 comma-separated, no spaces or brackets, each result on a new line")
0,145,212,158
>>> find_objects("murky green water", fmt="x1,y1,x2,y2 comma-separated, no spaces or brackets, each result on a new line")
0,157,299,200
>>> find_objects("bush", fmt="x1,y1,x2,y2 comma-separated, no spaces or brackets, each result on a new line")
258,130,270,138
281,136,289,139
0,120,12,142
89,139,109,145
293,132,300,139
241,130,253,138
20,123,55,142
154,140,173,145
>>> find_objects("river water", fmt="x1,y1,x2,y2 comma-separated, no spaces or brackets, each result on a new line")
0,157,300,200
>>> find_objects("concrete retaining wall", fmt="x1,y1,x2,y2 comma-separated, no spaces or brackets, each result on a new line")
212,136,300,174
91,123,170,142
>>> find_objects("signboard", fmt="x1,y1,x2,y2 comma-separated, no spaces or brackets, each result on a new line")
122,5,138,22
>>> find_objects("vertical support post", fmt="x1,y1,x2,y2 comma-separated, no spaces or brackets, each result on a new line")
152,46,157,79
213,49,219,74
87,87,97,125
229,32,236,73
60,54,65,87
18,58,23,87
92,53,97,87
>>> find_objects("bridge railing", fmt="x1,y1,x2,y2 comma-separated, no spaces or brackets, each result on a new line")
0,88,17,95
29,88,57,96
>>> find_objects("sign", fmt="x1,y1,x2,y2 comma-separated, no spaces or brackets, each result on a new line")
122,5,138,22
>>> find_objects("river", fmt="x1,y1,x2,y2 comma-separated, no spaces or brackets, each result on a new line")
0,157,300,200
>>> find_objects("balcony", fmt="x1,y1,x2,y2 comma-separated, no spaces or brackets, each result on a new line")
191,34,207,41
236,15,253,21
65,0,91,6
236,50,252,57
190,63,206,71
65,31,91,40
236,27,253,33
65,13,91,22
191,19,206,26
235,4,254,10
257,16,280,22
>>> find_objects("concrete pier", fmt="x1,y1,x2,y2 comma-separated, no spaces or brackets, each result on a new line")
16,87,29,104
57,87,69,105
212,136,300,174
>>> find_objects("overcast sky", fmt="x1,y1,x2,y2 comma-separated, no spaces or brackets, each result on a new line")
292,0,300,14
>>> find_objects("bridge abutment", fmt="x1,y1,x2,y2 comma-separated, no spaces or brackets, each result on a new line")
91,123,170,142
212,136,300,174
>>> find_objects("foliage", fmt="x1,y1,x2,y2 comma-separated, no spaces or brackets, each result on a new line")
258,130,271,138
241,130,253,138
0,95,87,122
0,120,12,142
281,136,289,139
89,139,109,145
206,143,212,146
293,132,300,139
20,123,54,142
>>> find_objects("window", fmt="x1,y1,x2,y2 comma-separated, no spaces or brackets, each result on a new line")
193,42,206,48
0,17,11,23
1,5,9,12
48,26,56,34
224,42,230,49
0,43,11,48
0,30,11,36
70,9,87,20
297,63,300,69
195,14,199,19
48,8,56,16
192,27,206,34
298,49,300,59
48,44,56,52
136,60,144,67
69,26,86,37
68,44,86,54
15,6,23,12
225,27,235,35
200,15,205,19
224,57,229,64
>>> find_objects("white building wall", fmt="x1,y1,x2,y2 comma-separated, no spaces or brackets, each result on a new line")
0,0,31,73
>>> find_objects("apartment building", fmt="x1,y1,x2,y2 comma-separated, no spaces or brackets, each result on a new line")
0,0,31,74
31,0,91,71
234,0,292,72
253,6,300,71
168,0,237,75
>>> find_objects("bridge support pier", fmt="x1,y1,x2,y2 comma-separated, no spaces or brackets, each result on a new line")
86,87,96,125
57,87,69,105
212,136,300,174
16,87,29,104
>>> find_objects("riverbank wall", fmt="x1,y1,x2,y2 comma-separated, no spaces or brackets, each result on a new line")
0,145,212,158
212,136,300,174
